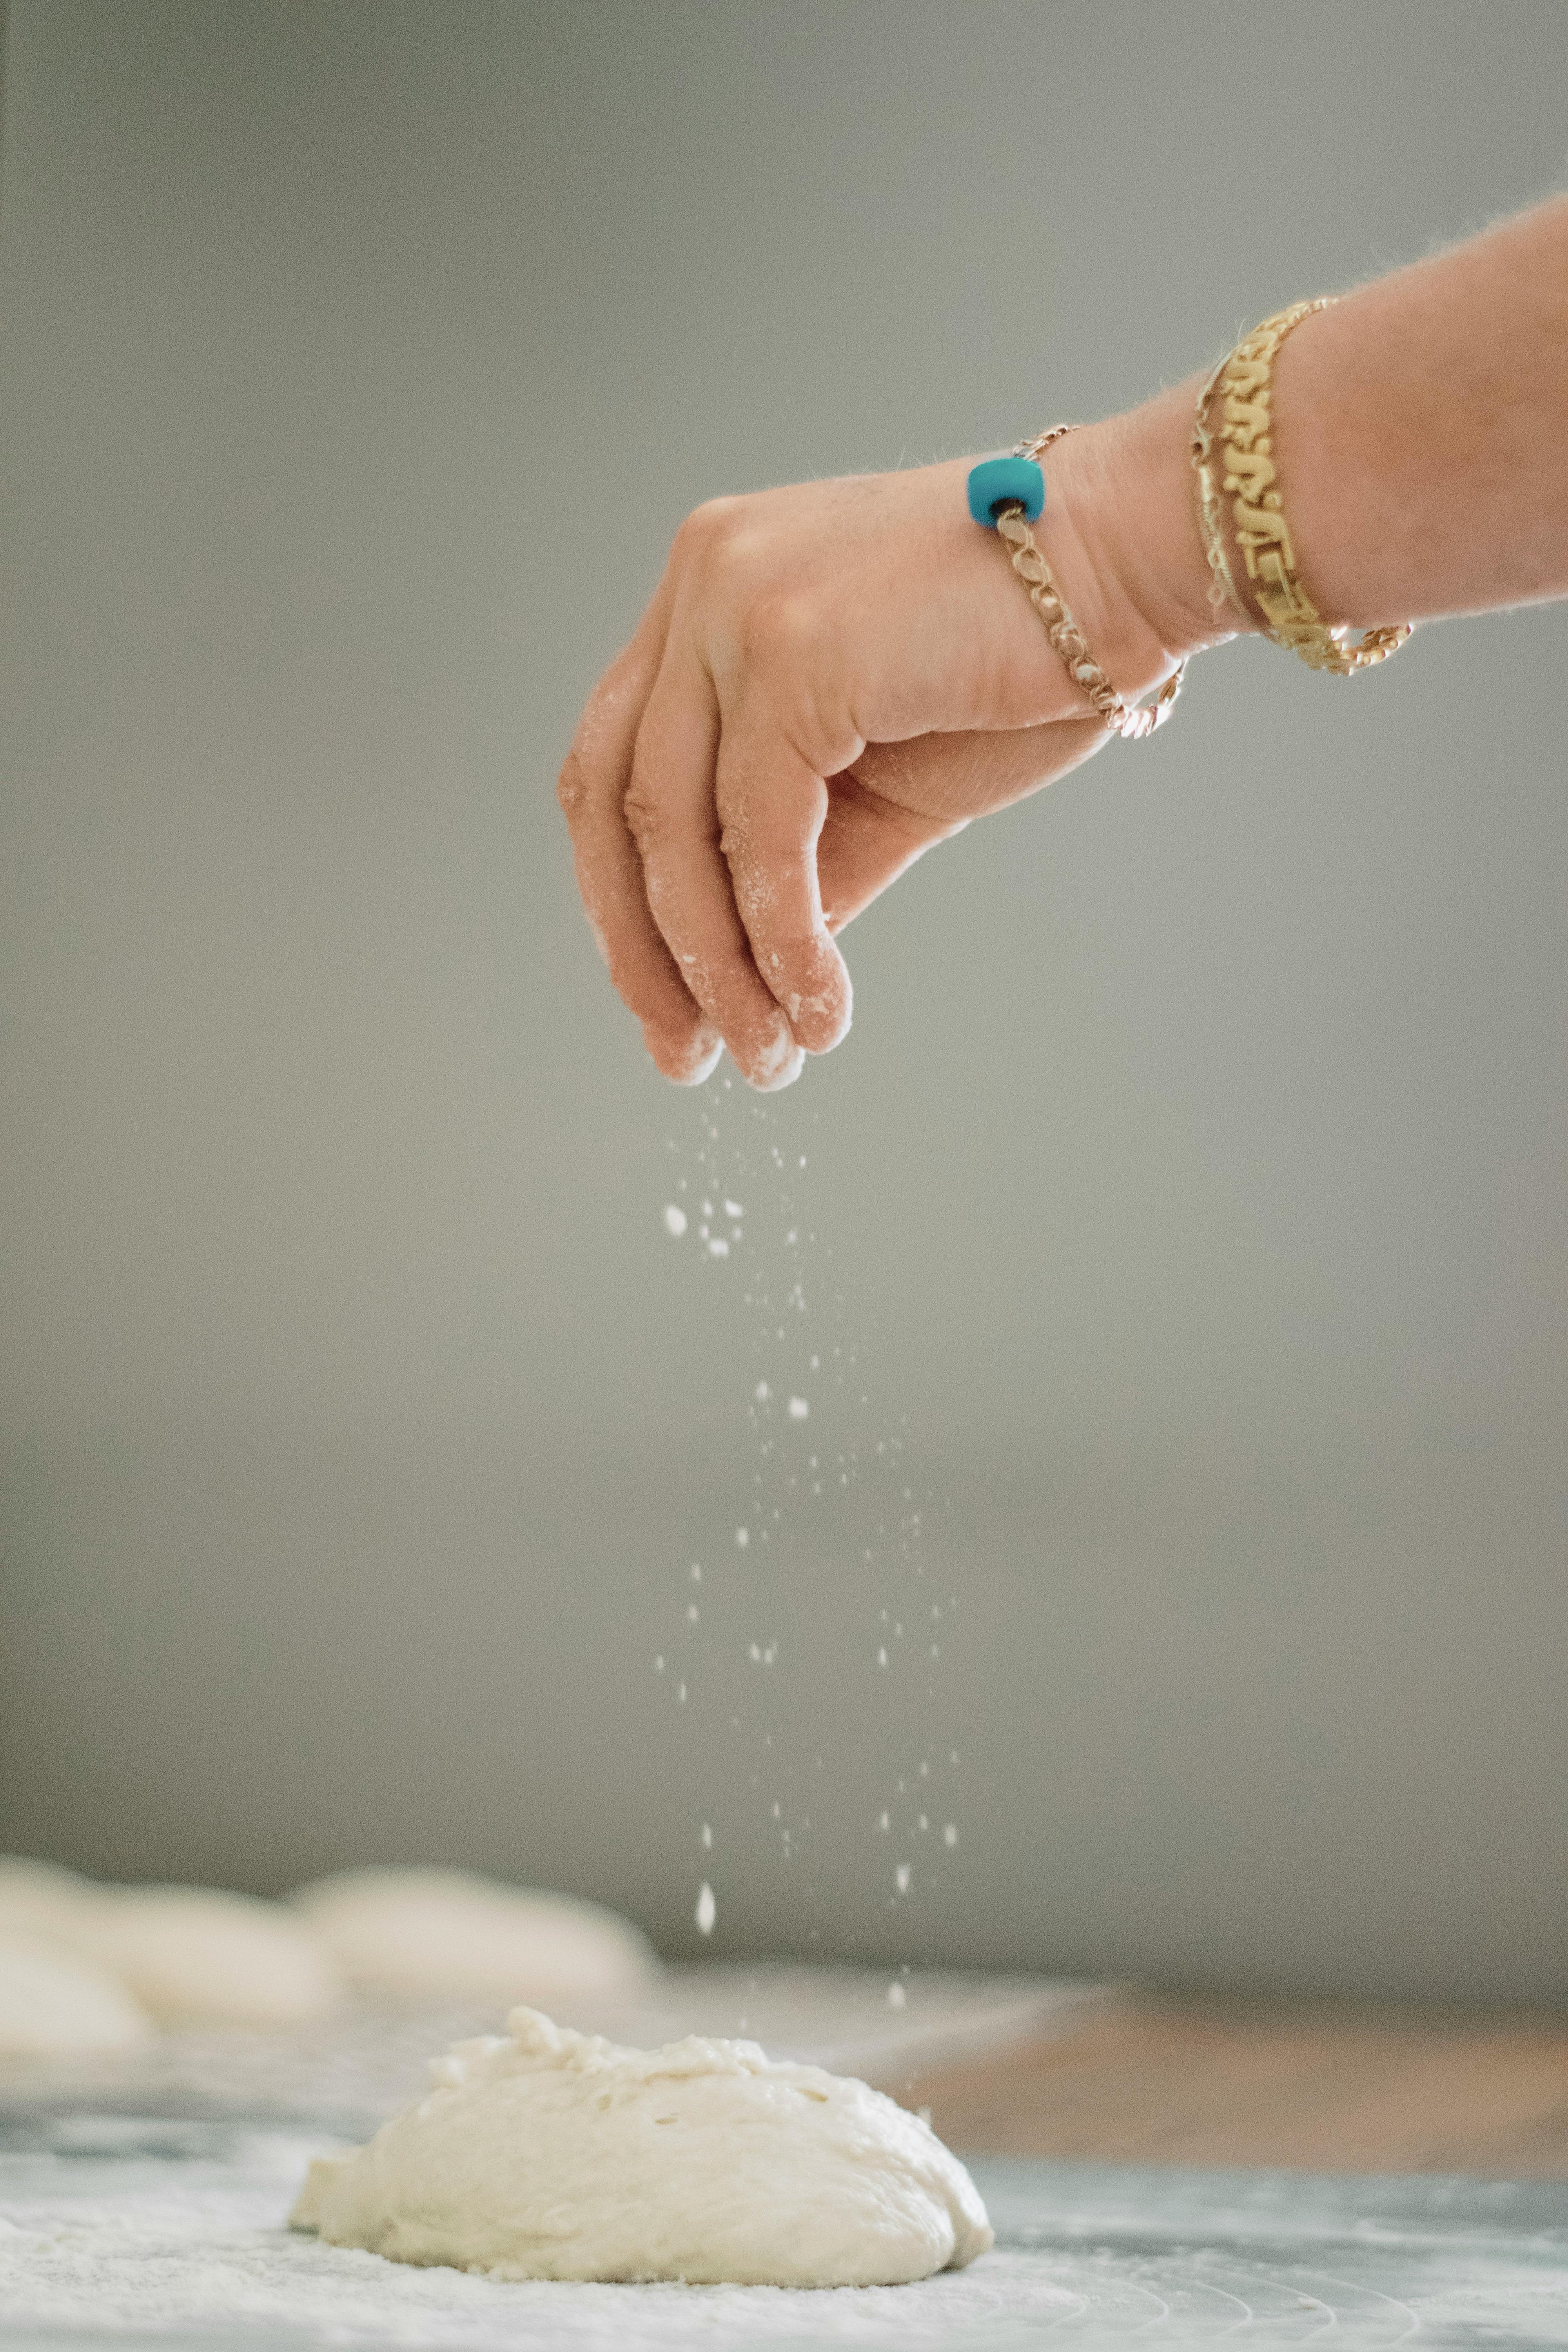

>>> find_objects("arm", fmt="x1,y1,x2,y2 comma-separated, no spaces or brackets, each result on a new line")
1101,195,1568,656
1257,196,1568,629
560,197,1568,1091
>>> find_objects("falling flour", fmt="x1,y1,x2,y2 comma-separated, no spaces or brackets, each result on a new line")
658,1090,962,1938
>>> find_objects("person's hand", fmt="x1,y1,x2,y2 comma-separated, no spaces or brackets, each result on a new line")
559,406,1204,1088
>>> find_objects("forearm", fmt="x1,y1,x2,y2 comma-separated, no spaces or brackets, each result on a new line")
1078,197,1568,677
1278,197,1568,627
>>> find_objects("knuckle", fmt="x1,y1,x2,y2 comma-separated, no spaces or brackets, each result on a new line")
621,771,670,857
711,772,753,842
738,589,817,665
675,494,742,559
556,748,590,820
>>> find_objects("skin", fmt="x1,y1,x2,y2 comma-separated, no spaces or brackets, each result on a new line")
559,197,1568,1091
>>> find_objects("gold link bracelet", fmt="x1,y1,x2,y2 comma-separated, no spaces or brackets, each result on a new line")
996,425,1185,742
1192,302,1412,675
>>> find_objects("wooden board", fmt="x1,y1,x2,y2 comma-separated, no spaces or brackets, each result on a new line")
907,1993,1568,2177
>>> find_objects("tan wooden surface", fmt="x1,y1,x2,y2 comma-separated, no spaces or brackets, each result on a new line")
908,1995,1568,2177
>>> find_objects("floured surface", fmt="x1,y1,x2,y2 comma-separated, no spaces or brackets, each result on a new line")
3,2114,1568,2346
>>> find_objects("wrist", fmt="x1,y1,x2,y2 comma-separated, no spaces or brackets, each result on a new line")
1042,377,1251,702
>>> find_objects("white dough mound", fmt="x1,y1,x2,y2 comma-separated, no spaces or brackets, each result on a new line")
292,2006,993,2288
0,1933,154,2057
287,1866,656,2005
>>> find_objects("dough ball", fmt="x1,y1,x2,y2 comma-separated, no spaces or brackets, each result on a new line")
0,1933,155,2058
0,1856,99,1941
74,1886,344,2027
291,2006,993,2287
287,1867,657,2007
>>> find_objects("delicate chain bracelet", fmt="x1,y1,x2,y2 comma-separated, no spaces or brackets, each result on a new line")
967,426,1185,742
1192,302,1413,675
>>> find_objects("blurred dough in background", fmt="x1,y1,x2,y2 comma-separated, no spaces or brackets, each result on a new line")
0,1856,100,1941
74,1885,345,2026
0,1858,344,2027
0,1933,155,2057
287,1866,659,2006
0,1857,654,2035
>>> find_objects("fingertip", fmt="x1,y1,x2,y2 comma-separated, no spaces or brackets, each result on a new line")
760,940,852,1056
678,1039,726,1087
644,1022,724,1086
805,1007,850,1056
793,965,853,1056
748,1024,806,1093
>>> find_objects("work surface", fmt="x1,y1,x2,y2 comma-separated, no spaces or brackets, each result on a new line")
4,1982,1568,2347
2,2118,1565,2348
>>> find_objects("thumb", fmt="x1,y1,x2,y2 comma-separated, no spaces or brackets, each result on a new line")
817,773,956,935
820,718,1109,932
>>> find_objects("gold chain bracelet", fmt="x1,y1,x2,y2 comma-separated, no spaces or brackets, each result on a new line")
1189,381,1248,625
1192,302,1412,675
996,425,1185,742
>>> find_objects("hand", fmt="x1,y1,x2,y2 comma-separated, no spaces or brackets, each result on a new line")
559,405,1205,1088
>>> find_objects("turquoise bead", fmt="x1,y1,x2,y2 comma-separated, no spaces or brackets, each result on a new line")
966,453,1044,528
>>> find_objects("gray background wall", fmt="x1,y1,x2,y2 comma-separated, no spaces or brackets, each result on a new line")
2,0,1566,2004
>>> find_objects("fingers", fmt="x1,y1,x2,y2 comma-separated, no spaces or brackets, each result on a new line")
559,639,722,1087
566,607,1111,1088
625,660,805,1092
713,707,852,1056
